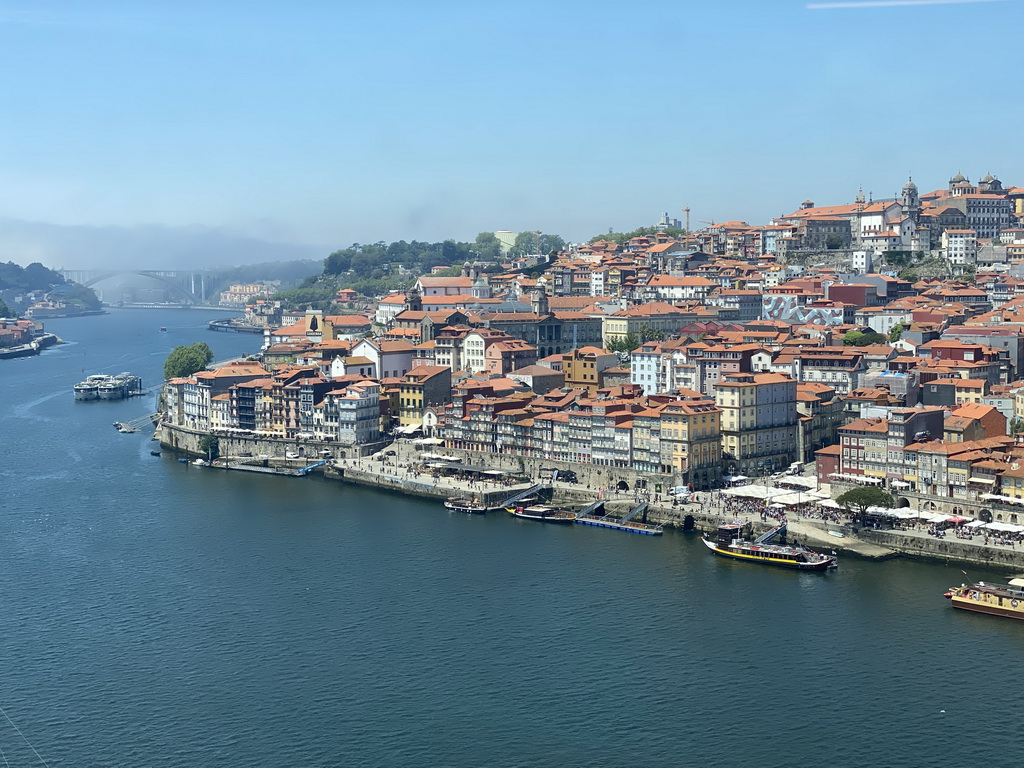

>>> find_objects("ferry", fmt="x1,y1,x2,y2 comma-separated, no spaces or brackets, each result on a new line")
444,497,488,514
702,524,838,572
74,374,107,401
98,372,143,400
506,504,577,523
75,372,143,401
944,578,1024,621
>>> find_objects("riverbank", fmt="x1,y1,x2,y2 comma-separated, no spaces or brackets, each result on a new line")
159,420,1024,570
327,439,1024,570
0,332,63,360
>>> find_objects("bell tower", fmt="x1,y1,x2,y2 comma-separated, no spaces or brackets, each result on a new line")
902,177,920,221
405,285,422,313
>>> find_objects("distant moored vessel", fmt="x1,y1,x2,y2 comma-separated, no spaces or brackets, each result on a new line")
74,372,143,401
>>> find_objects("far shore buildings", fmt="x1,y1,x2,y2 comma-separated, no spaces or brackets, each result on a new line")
170,170,1024,498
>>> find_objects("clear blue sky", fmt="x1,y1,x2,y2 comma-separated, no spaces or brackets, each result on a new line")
1,0,1021,268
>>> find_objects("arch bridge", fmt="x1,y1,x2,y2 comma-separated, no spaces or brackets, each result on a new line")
61,269,214,304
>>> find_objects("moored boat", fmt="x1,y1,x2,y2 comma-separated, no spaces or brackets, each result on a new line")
506,504,577,523
76,372,143,401
74,374,107,400
944,578,1024,620
702,524,837,572
444,497,487,514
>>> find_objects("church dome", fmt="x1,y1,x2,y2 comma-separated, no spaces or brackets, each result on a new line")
903,177,917,191
982,173,996,183
950,172,967,184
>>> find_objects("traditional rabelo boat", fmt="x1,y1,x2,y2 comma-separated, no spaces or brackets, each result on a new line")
702,523,838,572
505,504,577,523
944,578,1024,620
443,497,488,514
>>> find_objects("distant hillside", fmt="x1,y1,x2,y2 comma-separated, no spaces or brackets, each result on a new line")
0,260,101,310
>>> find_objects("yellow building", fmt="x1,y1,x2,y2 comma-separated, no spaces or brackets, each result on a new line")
659,399,723,489
399,366,452,427
561,346,616,393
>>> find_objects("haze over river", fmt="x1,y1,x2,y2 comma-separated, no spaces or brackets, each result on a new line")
1,309,1023,767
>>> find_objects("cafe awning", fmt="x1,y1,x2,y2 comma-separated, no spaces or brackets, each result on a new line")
722,485,789,501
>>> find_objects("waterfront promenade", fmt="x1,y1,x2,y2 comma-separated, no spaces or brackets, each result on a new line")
328,441,1024,570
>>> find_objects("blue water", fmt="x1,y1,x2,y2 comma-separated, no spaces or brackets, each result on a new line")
1,309,1023,767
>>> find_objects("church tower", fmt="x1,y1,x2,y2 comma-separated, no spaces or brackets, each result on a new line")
902,177,920,221
405,285,423,313
471,271,491,300
531,284,549,316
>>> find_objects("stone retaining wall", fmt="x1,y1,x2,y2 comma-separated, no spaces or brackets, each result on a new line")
391,439,684,495
859,529,1024,570
159,422,383,460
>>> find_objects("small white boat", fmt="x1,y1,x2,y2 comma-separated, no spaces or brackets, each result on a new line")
193,459,210,467
827,530,846,538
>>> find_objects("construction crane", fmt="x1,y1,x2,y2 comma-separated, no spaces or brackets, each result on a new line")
682,206,690,232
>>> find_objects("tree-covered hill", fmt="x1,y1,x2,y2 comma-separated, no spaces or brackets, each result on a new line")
272,231,566,311
0,261,66,292
0,260,102,311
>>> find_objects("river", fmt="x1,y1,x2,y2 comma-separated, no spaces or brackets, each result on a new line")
1,308,1022,767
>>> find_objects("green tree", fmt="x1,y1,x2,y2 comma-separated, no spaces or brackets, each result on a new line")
198,434,220,460
638,325,665,342
825,234,843,250
0,297,12,317
1011,417,1024,436
513,231,539,255
842,330,888,347
324,249,354,275
540,234,565,253
888,323,906,343
588,225,687,245
163,342,214,380
607,332,640,354
836,487,895,527
473,232,503,261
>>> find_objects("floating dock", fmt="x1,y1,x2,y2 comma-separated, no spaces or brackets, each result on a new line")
215,458,328,477
576,501,663,535
575,516,663,535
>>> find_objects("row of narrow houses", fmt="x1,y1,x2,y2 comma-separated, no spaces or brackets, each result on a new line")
164,173,1024,500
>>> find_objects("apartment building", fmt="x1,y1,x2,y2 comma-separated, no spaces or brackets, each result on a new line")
714,372,798,475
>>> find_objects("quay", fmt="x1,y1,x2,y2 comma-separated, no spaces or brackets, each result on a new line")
0,333,61,360
213,458,328,476
159,422,1024,570
208,318,264,334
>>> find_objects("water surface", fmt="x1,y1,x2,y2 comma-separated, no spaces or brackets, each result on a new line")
1,309,1021,767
